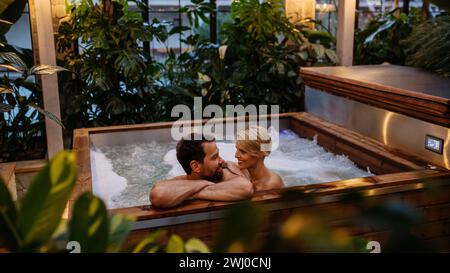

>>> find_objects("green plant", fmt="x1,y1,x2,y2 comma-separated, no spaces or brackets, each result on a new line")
0,151,209,253
354,9,422,65
0,50,66,163
56,0,212,130
215,0,337,111
403,15,450,77
57,0,162,128
0,0,67,162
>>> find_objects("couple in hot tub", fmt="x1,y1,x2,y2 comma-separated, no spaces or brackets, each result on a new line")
150,126,284,208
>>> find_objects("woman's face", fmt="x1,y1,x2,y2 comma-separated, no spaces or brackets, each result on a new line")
235,143,259,169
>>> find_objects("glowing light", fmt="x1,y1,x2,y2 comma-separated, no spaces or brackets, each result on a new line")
382,112,394,145
443,130,450,169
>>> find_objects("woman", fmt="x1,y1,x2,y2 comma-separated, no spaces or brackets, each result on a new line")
234,125,284,191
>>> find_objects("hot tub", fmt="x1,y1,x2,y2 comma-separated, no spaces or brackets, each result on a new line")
71,65,450,251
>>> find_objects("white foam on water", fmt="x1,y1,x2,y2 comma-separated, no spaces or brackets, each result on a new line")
90,149,127,208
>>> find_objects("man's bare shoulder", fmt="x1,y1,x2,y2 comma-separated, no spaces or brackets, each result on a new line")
166,175,187,181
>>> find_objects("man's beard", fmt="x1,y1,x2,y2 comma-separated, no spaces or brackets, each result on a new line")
205,167,223,182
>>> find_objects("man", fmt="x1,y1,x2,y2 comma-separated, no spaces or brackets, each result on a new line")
149,133,254,208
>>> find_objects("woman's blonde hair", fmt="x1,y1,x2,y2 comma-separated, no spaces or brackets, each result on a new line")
236,125,272,157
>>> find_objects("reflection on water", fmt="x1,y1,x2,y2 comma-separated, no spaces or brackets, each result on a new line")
91,130,372,209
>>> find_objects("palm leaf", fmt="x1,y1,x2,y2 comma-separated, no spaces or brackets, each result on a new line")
29,64,68,75
27,103,65,129
0,52,26,72
0,63,21,72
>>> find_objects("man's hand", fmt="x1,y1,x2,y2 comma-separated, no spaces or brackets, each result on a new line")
150,176,213,208
194,162,254,201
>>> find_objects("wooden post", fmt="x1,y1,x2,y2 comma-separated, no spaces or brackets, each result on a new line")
336,0,356,66
29,0,64,159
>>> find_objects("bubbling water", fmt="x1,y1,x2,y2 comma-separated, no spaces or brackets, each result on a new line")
90,130,372,209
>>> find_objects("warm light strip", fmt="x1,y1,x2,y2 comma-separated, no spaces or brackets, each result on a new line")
382,112,394,145
443,130,450,169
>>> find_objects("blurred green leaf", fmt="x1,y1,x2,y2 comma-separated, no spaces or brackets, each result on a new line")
166,234,184,253
185,238,210,253
69,192,109,253
107,214,136,252
132,230,166,253
17,151,77,251
0,176,20,249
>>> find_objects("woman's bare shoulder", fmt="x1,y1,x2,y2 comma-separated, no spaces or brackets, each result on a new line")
269,171,284,189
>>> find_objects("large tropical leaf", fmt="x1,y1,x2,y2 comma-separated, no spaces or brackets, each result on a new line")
0,176,20,249
17,151,77,251
68,192,109,253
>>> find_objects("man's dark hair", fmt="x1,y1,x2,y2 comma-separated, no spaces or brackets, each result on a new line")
176,133,215,174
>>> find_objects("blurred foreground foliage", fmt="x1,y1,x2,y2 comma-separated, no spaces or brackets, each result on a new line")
0,151,208,253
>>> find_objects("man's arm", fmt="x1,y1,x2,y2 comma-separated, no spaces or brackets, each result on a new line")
194,163,254,201
150,176,213,208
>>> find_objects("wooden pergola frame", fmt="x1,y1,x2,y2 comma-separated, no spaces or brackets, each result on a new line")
27,0,357,160
28,0,64,159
